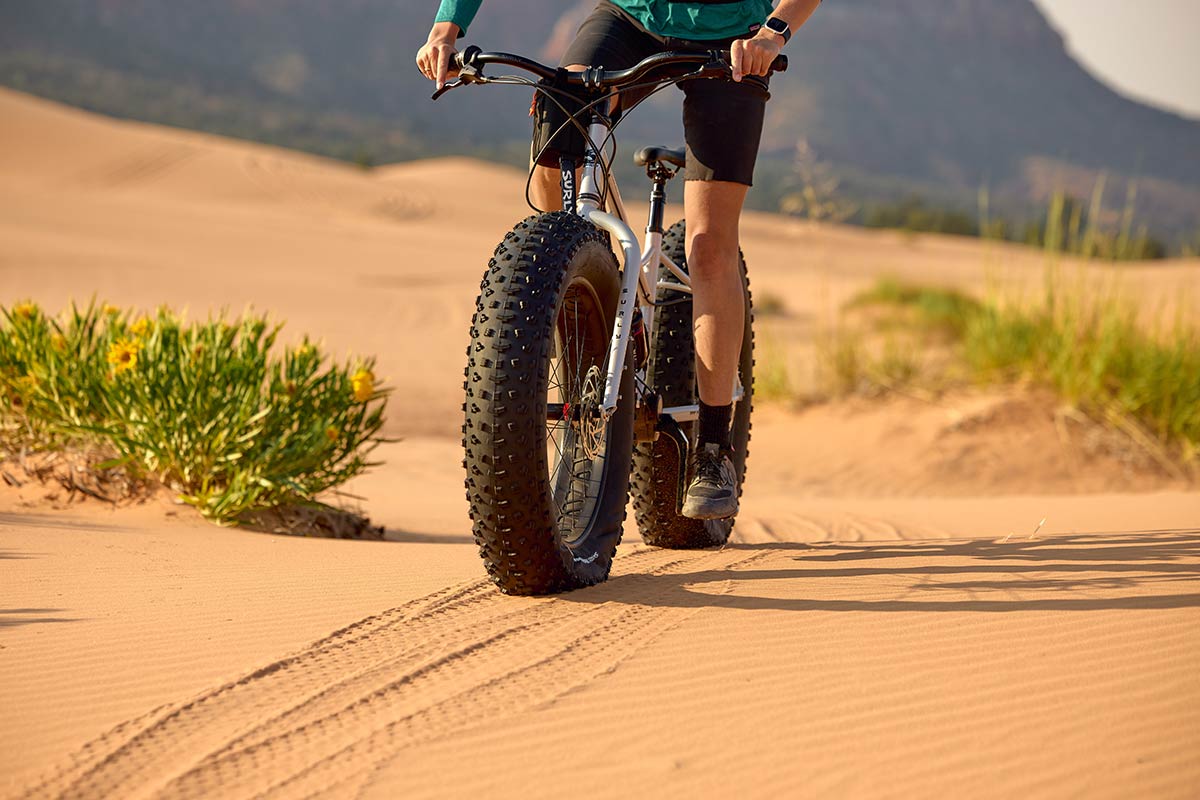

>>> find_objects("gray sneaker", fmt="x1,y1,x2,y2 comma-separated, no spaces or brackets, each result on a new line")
681,442,739,520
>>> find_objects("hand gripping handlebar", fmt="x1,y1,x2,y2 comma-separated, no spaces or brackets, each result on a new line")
432,46,787,99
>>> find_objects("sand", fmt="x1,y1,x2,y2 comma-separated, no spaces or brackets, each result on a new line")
2,88,1198,798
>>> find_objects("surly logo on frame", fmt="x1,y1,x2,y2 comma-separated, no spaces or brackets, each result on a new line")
560,157,577,213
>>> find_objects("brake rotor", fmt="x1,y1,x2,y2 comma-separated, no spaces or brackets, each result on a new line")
577,365,607,459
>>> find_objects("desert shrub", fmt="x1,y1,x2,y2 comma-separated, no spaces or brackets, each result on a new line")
963,293,1200,449
847,278,982,337
847,278,1200,453
0,301,388,522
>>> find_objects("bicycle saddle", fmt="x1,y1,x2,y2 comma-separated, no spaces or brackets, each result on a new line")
633,146,686,169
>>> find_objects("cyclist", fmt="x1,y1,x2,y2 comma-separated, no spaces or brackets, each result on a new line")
417,0,823,520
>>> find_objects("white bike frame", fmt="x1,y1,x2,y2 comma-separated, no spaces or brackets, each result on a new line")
572,121,744,425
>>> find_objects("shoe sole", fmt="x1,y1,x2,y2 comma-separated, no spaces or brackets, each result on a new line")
680,496,739,521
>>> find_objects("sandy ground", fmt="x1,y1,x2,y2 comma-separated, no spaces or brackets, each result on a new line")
2,89,1199,798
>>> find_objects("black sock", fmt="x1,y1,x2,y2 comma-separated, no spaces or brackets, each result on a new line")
697,401,733,450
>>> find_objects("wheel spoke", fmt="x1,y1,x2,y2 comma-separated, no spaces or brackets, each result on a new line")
543,282,613,543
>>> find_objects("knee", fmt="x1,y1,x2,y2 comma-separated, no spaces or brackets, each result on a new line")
686,229,739,282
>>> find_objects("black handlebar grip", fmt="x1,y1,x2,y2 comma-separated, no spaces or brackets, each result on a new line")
772,54,788,73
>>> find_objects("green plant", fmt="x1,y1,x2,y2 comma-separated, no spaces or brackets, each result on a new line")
814,322,867,397
0,301,389,523
847,278,982,337
845,275,1200,454
755,338,794,402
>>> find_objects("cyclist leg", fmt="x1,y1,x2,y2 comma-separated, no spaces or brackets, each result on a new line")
530,1,660,210
685,179,748,408
681,173,750,519
677,69,768,518
681,70,769,425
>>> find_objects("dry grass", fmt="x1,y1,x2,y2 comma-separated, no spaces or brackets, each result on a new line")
811,273,1200,464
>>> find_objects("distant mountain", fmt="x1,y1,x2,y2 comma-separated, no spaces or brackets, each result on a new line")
2,0,1198,240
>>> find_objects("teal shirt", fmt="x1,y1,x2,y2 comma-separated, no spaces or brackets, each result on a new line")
436,1,775,41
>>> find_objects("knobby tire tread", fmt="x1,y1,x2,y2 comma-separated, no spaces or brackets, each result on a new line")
463,212,632,595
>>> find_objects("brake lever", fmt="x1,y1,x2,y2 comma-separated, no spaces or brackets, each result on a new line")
430,78,465,101
430,56,484,101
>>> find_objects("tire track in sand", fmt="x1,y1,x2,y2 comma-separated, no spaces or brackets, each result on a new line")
18,546,763,800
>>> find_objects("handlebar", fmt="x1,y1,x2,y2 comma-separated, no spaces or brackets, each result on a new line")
435,46,786,99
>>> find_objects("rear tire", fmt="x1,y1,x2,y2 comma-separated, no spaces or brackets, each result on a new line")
630,219,754,549
463,212,635,595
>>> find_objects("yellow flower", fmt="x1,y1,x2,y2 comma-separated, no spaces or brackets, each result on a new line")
103,304,121,316
16,374,38,391
295,343,314,358
51,333,66,351
106,337,143,375
350,369,375,403
13,302,38,319
325,426,339,442
130,317,152,338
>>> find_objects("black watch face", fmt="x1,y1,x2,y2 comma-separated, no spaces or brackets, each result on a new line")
766,18,788,34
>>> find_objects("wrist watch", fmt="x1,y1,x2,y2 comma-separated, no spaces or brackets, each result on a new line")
764,16,791,44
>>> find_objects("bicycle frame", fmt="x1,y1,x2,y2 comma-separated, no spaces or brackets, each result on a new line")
573,121,743,425
436,47,777,430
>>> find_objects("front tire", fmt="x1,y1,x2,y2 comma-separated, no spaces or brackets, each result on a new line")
630,220,754,549
463,212,635,595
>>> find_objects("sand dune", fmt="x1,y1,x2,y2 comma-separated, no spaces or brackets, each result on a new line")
2,89,1199,798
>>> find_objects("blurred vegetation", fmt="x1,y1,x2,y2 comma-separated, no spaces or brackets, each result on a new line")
812,274,1200,458
862,196,981,238
846,184,1168,260
770,142,1179,259
753,336,795,404
778,140,859,225
0,301,389,523
754,185,1200,462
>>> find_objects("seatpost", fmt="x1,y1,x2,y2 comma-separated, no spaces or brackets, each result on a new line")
645,164,672,235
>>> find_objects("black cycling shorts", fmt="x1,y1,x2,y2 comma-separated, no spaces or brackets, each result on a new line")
532,0,771,186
